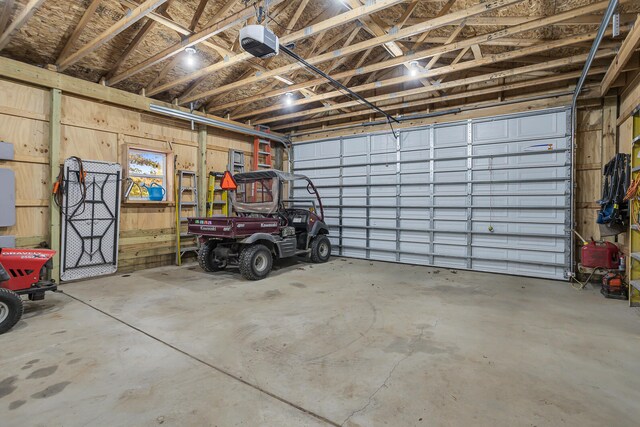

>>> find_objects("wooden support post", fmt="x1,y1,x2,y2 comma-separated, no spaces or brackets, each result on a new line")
49,88,62,283
197,124,207,215
603,95,619,157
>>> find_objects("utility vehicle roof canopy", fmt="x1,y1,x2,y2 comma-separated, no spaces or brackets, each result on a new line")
234,169,309,182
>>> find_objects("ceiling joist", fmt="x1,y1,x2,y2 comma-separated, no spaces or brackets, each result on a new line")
208,0,619,115
255,49,616,126
183,0,525,105
57,0,169,71
0,0,45,51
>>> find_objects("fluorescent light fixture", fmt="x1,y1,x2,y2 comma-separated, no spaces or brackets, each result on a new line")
275,76,295,85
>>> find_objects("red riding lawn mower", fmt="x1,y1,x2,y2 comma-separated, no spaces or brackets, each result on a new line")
0,248,57,334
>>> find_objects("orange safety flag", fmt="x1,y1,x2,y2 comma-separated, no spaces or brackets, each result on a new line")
220,171,238,191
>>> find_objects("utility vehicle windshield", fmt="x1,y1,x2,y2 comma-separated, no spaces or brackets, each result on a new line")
232,177,280,215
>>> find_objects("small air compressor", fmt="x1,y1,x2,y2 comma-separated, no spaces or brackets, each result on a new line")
601,272,627,300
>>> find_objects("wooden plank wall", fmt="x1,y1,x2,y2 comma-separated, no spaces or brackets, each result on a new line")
0,77,253,273
575,106,606,243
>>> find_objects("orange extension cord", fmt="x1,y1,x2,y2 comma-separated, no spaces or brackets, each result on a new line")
624,173,640,227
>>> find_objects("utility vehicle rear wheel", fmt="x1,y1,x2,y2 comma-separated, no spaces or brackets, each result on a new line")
310,235,331,263
0,288,23,334
239,244,273,281
198,242,227,272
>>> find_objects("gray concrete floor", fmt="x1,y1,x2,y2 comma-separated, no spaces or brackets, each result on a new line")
1,257,639,427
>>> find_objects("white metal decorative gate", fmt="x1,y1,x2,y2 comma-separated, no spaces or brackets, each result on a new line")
292,108,571,280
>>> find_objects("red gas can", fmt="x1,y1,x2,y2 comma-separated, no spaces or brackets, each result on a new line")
581,241,619,269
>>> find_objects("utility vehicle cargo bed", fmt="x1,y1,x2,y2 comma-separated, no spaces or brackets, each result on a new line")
188,216,280,238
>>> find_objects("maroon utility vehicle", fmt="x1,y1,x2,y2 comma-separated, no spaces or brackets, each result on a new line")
188,170,331,280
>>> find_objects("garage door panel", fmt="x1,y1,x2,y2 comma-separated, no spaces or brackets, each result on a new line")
370,196,396,206
434,124,467,146
399,196,430,207
343,227,367,239
471,195,566,207
434,219,466,231
435,170,466,183
435,158,467,172
434,208,466,219
400,173,429,184
293,108,571,280
471,221,565,234
434,195,466,207
400,218,430,229
434,232,467,245
370,206,396,216
400,242,432,257
473,137,568,161
369,250,396,262
343,176,367,186
473,246,565,265
434,256,467,268
473,207,565,221
472,119,509,143
370,168,395,179
400,253,431,264
400,147,429,160
342,165,367,176
342,136,368,155
400,182,429,194
343,247,366,258
401,129,429,150
472,259,561,279
371,229,396,241
472,166,567,183
400,209,430,220
513,111,566,138
400,230,430,242
343,155,367,165
472,234,565,251
435,183,466,195
435,146,466,159
343,208,366,219
343,186,367,197
472,182,566,195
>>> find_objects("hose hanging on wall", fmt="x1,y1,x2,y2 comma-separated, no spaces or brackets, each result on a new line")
53,156,87,219
597,153,630,236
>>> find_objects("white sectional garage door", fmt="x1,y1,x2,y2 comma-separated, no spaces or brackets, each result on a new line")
292,108,572,280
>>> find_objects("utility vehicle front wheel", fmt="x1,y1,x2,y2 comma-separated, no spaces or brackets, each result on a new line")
0,288,24,334
310,235,331,263
239,244,273,281
198,242,227,272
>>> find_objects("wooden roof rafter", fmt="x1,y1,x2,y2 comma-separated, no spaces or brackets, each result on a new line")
103,1,175,82
271,66,609,131
231,28,620,121
109,0,287,87
253,49,617,126
600,13,640,96
184,0,525,105
110,0,405,92
205,2,343,114
56,0,102,65
56,0,170,71
0,0,46,50
0,0,15,36
184,0,315,103
205,0,624,116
